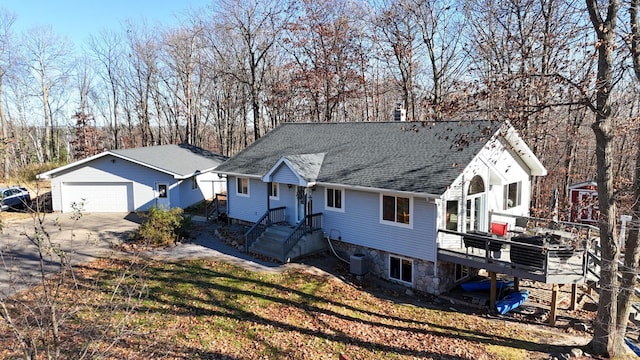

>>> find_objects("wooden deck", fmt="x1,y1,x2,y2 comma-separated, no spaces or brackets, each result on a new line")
438,226,597,285
438,244,588,284
437,214,603,325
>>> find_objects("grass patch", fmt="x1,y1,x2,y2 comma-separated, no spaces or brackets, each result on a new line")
0,257,585,359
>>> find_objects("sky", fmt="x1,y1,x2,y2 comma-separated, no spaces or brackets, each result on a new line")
2,0,213,48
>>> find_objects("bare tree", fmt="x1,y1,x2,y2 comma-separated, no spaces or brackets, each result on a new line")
122,21,160,147
584,0,624,354
409,0,466,119
22,26,73,162
0,9,16,178
284,0,367,123
160,19,210,146
372,1,422,121
89,30,125,150
208,0,292,141
0,207,148,359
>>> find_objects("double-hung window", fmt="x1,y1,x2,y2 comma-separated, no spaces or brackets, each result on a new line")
237,177,249,196
381,194,411,226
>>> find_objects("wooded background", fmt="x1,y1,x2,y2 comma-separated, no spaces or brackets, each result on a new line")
0,0,636,217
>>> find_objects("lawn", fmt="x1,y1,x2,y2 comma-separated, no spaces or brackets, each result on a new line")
0,256,588,359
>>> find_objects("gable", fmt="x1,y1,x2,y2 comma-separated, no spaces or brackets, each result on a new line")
262,153,325,186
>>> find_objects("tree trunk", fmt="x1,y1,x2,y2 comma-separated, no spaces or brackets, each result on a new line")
585,0,622,354
617,0,640,346
0,79,9,178
591,118,621,355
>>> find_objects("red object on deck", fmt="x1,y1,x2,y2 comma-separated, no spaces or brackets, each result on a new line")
491,222,508,237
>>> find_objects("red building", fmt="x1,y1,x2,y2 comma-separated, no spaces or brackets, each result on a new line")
568,181,599,224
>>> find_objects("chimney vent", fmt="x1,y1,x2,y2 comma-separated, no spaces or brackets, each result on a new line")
394,102,406,122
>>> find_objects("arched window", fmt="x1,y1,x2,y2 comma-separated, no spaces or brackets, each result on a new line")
468,175,485,195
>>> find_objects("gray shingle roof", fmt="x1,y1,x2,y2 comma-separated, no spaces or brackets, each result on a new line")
111,143,228,177
215,121,504,195
282,153,325,182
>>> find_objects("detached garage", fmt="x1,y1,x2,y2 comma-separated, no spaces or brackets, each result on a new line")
37,144,228,213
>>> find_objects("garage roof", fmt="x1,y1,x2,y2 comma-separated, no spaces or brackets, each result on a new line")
37,143,228,180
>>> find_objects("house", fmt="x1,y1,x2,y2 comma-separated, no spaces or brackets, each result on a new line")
214,121,547,295
568,181,599,224
37,144,228,213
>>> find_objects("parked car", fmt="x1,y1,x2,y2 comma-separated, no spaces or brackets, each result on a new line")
0,186,31,211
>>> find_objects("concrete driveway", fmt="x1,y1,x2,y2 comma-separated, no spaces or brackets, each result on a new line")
0,212,142,298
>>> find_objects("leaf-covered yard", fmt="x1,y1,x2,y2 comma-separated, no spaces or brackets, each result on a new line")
0,256,589,359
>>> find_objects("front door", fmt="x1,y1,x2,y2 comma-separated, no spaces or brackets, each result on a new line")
156,183,170,208
296,186,305,223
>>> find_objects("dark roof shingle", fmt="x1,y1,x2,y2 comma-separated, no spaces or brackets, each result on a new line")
215,121,503,195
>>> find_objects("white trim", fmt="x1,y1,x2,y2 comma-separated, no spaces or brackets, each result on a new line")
269,182,280,200
37,151,218,180
389,254,414,285
324,187,345,213
379,193,413,229
261,158,308,186
503,181,522,209
501,122,547,176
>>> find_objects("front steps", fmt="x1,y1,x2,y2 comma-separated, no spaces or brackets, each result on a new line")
249,224,326,263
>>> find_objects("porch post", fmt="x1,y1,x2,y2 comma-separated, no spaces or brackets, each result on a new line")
549,284,559,326
267,182,271,225
570,283,578,311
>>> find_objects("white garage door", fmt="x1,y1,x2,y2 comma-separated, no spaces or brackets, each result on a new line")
61,182,133,213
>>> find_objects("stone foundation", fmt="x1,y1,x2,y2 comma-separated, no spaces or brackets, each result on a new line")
330,240,458,295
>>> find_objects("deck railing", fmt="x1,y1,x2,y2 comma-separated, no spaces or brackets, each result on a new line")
206,193,227,221
489,211,599,243
244,206,286,251
438,228,590,279
281,213,323,263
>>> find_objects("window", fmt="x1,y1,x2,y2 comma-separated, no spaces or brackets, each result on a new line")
504,181,522,209
455,264,469,282
446,200,458,231
157,184,167,198
269,182,279,199
237,177,249,196
191,176,198,190
466,175,486,231
326,188,344,211
381,195,410,225
389,255,413,284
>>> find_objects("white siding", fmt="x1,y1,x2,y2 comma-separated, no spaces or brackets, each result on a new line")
438,135,536,248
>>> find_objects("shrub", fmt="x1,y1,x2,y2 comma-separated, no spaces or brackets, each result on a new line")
134,206,189,247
